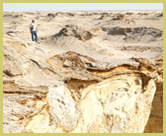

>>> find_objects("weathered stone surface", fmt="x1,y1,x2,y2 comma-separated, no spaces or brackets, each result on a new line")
21,51,161,133
57,25,96,40
24,74,156,133
47,51,139,81
3,10,163,133
3,39,27,77
3,47,163,133
144,82,163,133
3,80,48,94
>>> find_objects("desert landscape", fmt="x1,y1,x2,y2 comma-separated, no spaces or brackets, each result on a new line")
3,10,163,133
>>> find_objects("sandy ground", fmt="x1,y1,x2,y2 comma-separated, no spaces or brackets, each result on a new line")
3,10,163,62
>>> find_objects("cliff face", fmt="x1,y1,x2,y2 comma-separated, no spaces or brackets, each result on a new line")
3,11,163,133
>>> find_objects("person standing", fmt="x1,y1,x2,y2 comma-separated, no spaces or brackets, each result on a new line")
29,19,38,43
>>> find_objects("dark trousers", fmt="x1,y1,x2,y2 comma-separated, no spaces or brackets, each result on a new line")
31,31,38,42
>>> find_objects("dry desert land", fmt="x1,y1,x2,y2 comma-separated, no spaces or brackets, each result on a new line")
3,10,163,133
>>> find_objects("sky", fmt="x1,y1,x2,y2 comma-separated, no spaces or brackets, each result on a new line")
3,3,163,12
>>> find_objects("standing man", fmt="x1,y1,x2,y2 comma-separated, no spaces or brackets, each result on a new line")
29,19,38,43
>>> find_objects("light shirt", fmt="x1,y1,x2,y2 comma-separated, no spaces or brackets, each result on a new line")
29,23,37,31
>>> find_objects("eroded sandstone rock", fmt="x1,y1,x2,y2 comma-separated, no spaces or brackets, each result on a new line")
57,25,96,40
21,51,161,133
24,72,156,133
3,11,163,133
3,44,163,133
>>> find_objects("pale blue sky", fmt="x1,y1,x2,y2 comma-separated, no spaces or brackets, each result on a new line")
3,3,163,12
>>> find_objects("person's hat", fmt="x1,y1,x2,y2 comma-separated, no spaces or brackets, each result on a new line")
32,19,35,21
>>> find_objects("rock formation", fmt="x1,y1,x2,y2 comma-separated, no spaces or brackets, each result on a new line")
3,10,163,133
